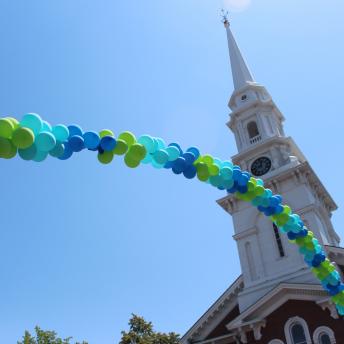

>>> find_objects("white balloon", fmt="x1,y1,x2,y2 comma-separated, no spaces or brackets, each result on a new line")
223,0,251,12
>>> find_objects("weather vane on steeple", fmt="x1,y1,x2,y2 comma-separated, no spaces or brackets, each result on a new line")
221,9,230,27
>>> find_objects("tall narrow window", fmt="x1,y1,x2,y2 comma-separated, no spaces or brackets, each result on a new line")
245,242,257,281
273,223,285,257
247,121,259,139
291,323,307,344
319,334,331,344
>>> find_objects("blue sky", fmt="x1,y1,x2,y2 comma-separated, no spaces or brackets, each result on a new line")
1,0,344,343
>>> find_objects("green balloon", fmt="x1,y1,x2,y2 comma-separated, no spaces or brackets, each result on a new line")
124,154,140,168
196,162,210,182
5,141,17,159
128,143,146,160
113,139,128,155
98,151,114,164
0,118,14,138
0,138,17,159
0,137,11,157
99,129,114,138
12,127,35,149
118,131,136,147
6,117,19,129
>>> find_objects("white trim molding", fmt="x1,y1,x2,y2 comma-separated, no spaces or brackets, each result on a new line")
313,326,336,344
284,316,312,344
268,340,285,344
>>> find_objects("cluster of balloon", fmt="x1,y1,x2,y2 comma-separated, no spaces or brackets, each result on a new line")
1,113,344,316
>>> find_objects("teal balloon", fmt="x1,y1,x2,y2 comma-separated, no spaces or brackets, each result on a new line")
220,167,233,180
138,135,156,153
18,144,37,161
35,131,56,152
153,149,169,165
20,113,43,135
165,146,180,161
33,150,48,162
151,159,164,169
155,137,166,149
52,125,69,142
141,153,153,164
42,121,52,132
49,143,65,158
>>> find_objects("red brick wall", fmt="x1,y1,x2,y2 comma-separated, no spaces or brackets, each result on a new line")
250,300,344,343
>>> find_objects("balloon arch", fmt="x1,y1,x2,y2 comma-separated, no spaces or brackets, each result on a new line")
1,113,343,315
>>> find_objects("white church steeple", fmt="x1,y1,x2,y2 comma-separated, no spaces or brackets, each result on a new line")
218,19,341,312
224,18,255,90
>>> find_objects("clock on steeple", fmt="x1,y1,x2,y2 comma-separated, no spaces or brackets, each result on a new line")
250,156,272,176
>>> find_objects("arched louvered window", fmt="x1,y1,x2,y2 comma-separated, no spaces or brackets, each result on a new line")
247,121,259,139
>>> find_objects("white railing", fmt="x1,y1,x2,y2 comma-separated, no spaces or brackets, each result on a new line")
250,135,262,144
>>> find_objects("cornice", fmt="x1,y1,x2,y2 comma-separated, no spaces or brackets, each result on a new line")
216,161,337,215
226,283,330,331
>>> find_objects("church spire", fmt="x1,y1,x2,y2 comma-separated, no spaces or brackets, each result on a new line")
223,17,255,90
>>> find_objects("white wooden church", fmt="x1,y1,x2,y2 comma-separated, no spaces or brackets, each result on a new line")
181,19,344,344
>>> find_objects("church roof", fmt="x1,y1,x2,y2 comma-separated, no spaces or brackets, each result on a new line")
180,275,243,344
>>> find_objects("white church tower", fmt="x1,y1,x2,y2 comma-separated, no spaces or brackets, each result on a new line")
217,18,340,312
182,19,344,344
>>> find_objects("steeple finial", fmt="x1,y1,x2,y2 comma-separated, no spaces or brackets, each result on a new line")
224,16,255,90
221,9,230,28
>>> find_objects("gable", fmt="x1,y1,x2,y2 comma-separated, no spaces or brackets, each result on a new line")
205,305,240,340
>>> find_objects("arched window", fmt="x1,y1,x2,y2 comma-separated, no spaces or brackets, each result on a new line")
247,121,260,139
319,334,331,344
273,223,285,258
268,340,284,344
313,326,336,344
284,317,311,344
291,324,307,344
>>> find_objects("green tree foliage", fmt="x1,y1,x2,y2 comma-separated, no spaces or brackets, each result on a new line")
17,326,88,344
119,314,180,344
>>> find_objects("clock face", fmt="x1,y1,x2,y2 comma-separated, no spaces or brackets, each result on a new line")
251,157,272,176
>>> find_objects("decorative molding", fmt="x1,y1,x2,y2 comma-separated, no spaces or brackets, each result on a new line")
313,326,336,344
284,316,312,344
180,276,244,344
226,283,327,331
232,227,257,241
316,298,339,319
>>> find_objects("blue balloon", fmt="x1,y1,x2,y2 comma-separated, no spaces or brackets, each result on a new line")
183,152,196,165
83,131,100,150
186,147,200,159
183,165,197,179
58,143,73,160
68,124,83,138
69,135,85,152
172,157,186,174
163,160,174,169
100,135,117,152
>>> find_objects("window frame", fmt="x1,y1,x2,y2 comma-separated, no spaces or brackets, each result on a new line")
313,326,336,344
284,316,312,344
